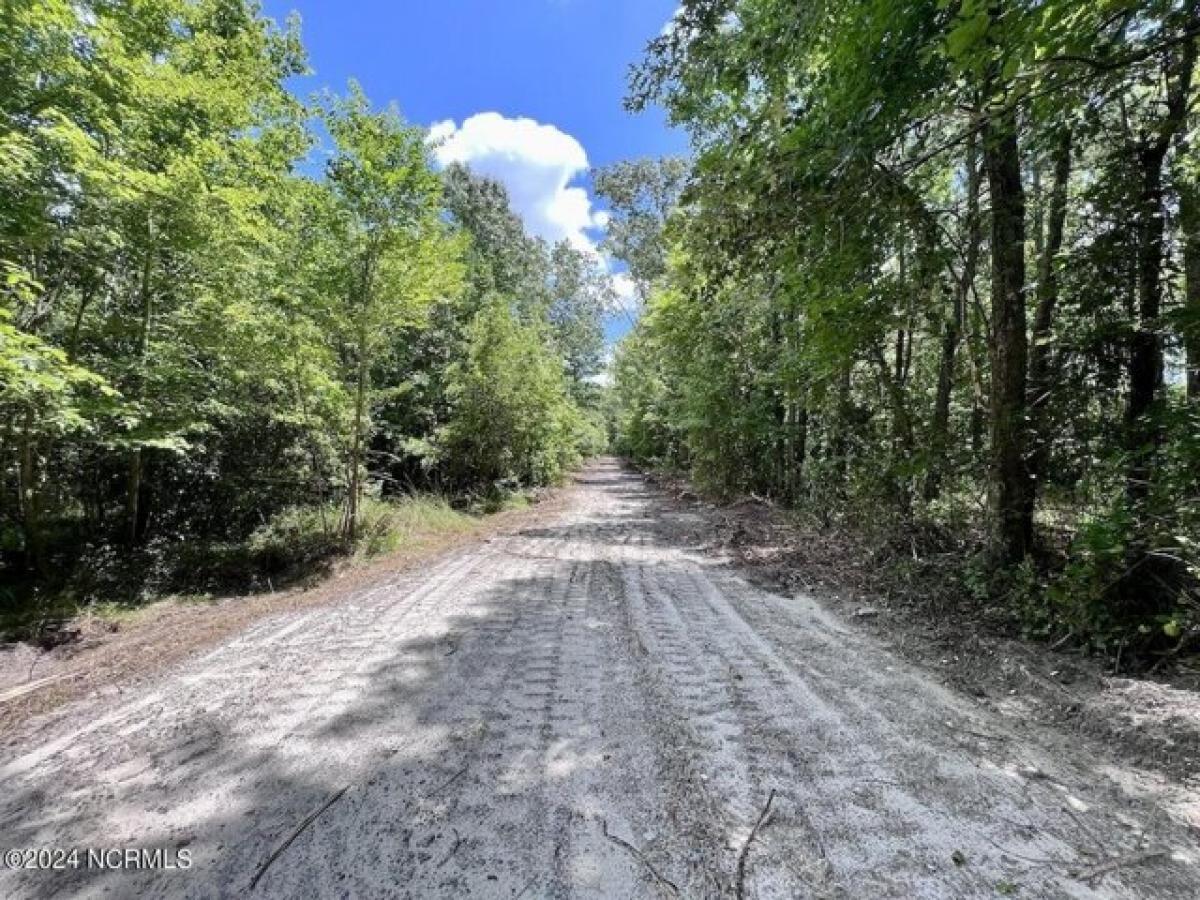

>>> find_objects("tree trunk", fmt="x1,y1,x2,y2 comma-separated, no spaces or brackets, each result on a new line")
1125,37,1196,508
982,106,1032,565
925,130,980,501
126,246,154,547
344,340,368,541
126,449,143,547
872,344,915,514
831,361,853,493
1025,128,1072,518
792,400,808,501
18,410,45,575
1180,161,1200,402
341,240,383,542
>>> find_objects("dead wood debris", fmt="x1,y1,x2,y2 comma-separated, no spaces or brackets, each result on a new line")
735,788,777,900
249,784,350,890
1071,849,1169,883
600,817,680,896
430,765,468,795
437,828,462,868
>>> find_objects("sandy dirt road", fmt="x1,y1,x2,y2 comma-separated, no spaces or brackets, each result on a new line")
1,459,1197,899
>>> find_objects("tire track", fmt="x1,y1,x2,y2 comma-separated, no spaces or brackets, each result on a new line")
1,460,1197,899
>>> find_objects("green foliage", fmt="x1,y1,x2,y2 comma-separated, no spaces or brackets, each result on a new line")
0,2,603,612
249,495,474,566
439,303,588,490
614,0,1200,662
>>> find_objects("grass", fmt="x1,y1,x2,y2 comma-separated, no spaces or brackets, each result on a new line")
351,496,479,558
244,494,479,567
1,493,491,643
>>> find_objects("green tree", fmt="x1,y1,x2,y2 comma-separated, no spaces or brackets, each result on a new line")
321,84,464,538
440,302,584,489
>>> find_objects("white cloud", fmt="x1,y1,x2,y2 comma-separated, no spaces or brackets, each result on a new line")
661,5,683,37
429,112,603,253
610,272,640,310
427,120,457,145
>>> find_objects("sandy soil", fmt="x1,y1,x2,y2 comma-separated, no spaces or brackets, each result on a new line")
0,495,564,734
1,459,1197,898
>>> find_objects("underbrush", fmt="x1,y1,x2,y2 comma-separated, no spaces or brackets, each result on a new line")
840,499,1197,672
0,494,481,642
640,461,1198,674
248,496,475,564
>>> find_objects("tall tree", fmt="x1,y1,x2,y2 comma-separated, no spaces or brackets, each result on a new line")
321,84,463,539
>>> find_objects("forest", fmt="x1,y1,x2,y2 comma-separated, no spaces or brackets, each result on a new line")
609,0,1200,665
5,4,1200,895
3,0,1200,670
1,1,609,615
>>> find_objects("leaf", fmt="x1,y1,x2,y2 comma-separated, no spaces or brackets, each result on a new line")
946,11,990,60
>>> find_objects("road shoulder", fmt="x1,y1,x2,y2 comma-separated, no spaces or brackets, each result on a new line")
0,484,575,740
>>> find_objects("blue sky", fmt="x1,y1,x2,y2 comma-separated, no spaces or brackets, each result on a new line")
261,0,688,340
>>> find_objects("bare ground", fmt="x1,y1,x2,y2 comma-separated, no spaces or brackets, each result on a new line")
662,478,1200,788
1,459,1197,898
0,494,565,733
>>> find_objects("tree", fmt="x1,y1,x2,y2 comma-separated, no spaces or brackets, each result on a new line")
439,302,584,489
0,0,604,608
547,242,610,390
593,157,689,300
616,0,1200,650
321,84,463,538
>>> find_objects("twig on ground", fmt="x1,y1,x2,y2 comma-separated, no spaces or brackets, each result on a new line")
437,828,462,868
1049,797,1109,861
600,817,680,896
431,765,468,795
735,789,777,900
1049,631,1075,651
1071,848,1169,882
0,672,73,704
249,784,350,890
943,721,1006,742
985,836,1069,868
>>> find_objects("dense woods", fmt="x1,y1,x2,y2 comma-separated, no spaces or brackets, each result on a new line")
1,1,606,609
6,0,1200,669
610,0,1200,662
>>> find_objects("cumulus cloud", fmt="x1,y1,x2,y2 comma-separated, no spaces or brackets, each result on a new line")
428,112,644,335
661,5,683,37
610,272,640,310
429,112,603,253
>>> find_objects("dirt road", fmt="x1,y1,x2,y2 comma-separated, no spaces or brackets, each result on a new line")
1,459,1197,898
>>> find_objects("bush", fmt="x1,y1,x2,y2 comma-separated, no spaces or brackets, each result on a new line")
439,303,590,489
249,495,475,565
1035,498,1199,660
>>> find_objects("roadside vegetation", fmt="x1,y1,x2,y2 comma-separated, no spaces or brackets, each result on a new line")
606,0,1200,671
1,1,608,632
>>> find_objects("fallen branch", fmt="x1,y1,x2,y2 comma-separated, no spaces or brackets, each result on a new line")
985,836,1069,868
601,817,680,896
437,828,462,868
431,765,468,795
1071,848,1169,882
735,789,776,900
249,784,350,890
1049,631,1075,651
943,721,1006,742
